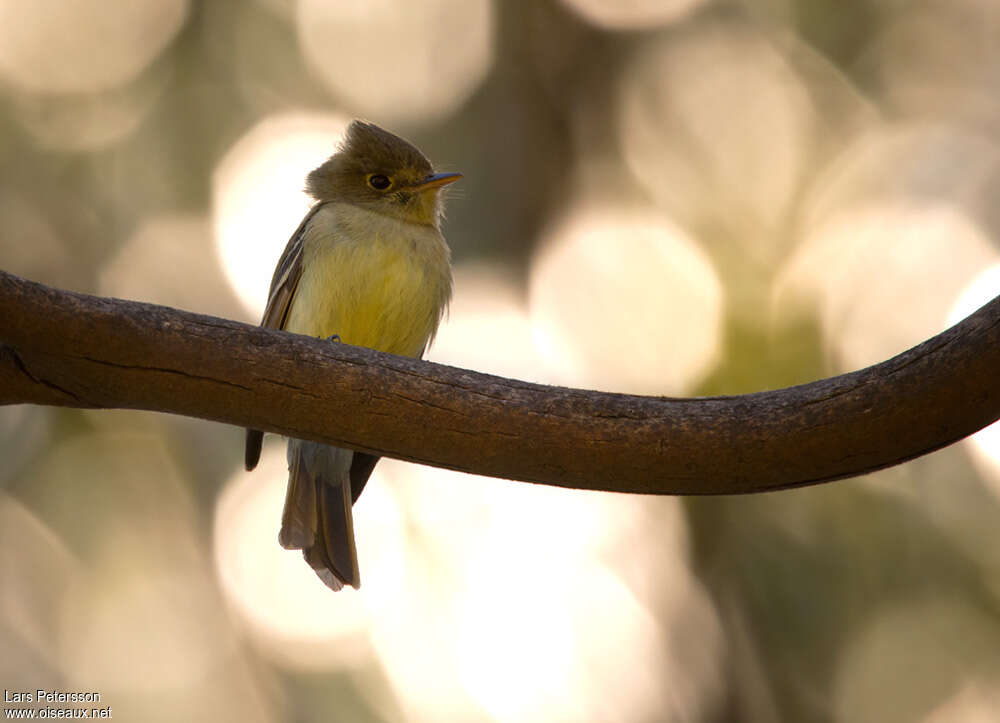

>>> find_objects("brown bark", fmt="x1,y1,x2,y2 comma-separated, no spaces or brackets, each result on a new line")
1,269,998,494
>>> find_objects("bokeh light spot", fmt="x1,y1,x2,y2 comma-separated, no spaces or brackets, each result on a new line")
214,444,407,670
530,207,723,394
559,0,704,30
428,262,561,384
366,459,723,723
778,203,998,370
212,112,350,320
296,0,493,123
619,22,814,258
101,213,246,321
10,72,165,151
0,0,187,94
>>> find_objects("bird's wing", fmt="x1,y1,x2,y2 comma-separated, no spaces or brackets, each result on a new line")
260,204,320,331
244,204,323,471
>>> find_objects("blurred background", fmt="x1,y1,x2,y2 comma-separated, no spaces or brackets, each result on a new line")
2,0,1000,721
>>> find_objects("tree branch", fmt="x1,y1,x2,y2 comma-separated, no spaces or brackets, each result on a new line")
1,269,998,494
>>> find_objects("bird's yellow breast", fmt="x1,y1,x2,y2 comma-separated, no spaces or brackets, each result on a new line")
284,203,452,358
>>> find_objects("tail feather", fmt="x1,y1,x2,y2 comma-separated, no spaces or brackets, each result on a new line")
278,450,317,550
245,429,264,471
306,473,359,589
281,440,360,590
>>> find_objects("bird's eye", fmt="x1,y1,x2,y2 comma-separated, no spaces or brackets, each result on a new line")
367,174,391,190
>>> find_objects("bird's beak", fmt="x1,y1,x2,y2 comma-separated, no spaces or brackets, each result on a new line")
410,172,463,192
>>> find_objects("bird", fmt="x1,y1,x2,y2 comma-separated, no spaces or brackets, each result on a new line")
244,120,460,591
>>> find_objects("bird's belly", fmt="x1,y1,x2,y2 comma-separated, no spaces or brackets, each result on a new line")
285,236,446,358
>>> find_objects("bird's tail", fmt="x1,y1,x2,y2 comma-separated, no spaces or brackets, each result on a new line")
280,440,360,591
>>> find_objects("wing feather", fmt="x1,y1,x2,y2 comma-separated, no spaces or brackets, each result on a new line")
244,204,324,471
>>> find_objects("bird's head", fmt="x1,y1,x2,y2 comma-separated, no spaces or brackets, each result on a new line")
306,120,461,228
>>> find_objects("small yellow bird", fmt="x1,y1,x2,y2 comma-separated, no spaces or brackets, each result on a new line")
244,121,460,591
